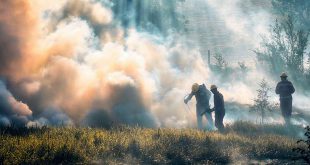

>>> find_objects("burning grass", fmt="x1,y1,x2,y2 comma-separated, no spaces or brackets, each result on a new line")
0,122,306,164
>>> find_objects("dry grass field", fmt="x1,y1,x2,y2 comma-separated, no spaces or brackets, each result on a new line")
0,121,307,164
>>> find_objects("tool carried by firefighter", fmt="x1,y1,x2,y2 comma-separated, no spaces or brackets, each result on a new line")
184,94,195,117
200,107,214,116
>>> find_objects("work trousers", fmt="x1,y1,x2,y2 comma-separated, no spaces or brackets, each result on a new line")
196,104,213,130
215,110,225,131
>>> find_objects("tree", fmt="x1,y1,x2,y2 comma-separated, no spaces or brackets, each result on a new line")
254,16,309,90
271,0,310,30
282,16,309,73
251,79,273,124
213,53,228,72
211,52,234,81
256,0,310,91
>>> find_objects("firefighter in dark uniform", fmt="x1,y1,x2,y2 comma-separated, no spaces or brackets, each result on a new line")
210,85,225,132
275,72,295,124
184,83,213,130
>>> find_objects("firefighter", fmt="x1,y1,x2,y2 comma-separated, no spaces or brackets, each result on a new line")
275,72,295,124
210,85,225,132
184,83,213,130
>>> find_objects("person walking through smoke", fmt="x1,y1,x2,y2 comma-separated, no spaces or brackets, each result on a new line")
184,83,213,130
210,85,225,132
275,72,295,125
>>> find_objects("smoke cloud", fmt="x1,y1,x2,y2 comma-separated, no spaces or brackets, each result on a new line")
0,80,32,126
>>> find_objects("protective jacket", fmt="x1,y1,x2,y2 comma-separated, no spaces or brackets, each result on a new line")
213,91,225,113
185,84,213,129
187,84,211,108
275,80,295,118
275,80,295,99
213,90,225,131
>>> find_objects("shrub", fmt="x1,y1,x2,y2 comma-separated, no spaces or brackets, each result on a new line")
293,126,310,163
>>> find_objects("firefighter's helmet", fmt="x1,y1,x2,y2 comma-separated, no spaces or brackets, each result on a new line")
192,83,199,93
210,84,217,90
280,72,288,78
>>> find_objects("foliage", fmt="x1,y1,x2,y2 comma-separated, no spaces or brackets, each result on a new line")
0,122,301,164
210,53,251,83
210,52,235,81
255,17,309,74
271,0,310,30
251,79,276,124
293,126,310,164
213,53,228,72
255,1,310,91
111,0,188,35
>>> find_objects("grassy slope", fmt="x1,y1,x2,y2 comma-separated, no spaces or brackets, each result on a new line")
0,121,306,164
